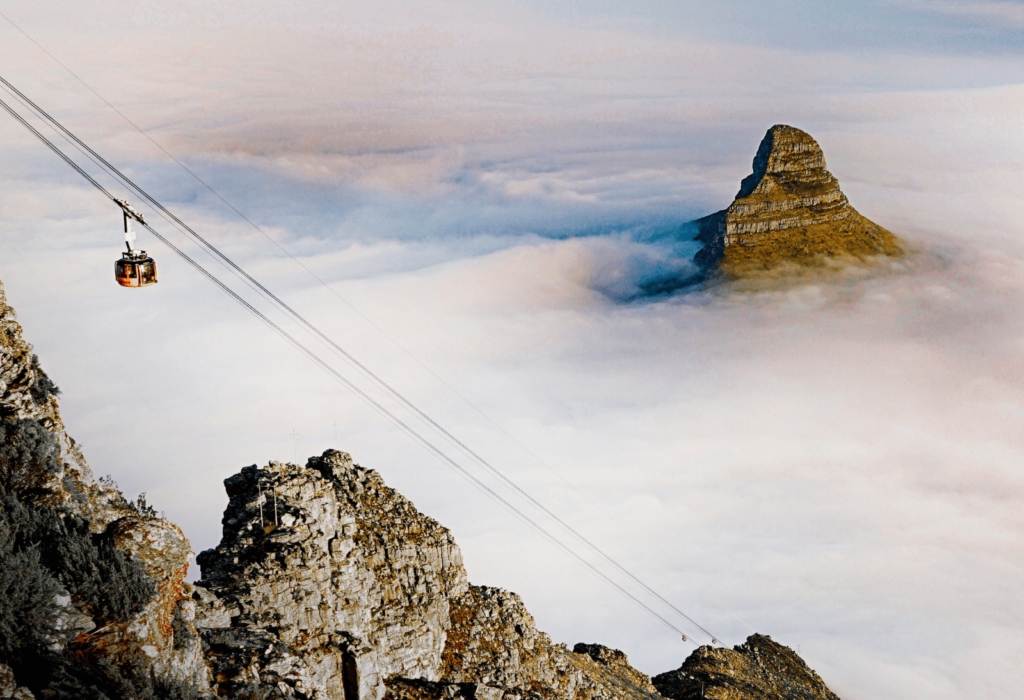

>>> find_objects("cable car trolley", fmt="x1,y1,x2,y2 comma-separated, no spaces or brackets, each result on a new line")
114,198,157,287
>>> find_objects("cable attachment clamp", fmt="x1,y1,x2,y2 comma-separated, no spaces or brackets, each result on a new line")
115,198,146,251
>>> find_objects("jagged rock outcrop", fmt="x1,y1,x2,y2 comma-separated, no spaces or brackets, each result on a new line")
693,125,902,275
0,283,128,526
196,454,470,700
437,586,659,700
653,634,840,700
572,644,663,699
196,455,665,700
441,585,580,694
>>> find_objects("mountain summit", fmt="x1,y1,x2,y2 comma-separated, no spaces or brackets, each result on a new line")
693,125,903,275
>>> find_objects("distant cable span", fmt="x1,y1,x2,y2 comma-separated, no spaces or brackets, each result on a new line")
0,78,721,646
0,10,746,637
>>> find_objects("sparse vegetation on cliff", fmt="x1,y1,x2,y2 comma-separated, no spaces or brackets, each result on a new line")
0,414,199,699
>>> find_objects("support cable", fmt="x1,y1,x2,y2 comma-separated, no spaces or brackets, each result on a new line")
0,72,720,643
0,87,722,645
0,11,756,634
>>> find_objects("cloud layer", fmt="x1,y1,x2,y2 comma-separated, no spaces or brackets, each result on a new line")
1,3,1022,699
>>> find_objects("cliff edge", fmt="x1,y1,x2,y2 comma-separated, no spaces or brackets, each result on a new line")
693,125,902,276
0,280,209,698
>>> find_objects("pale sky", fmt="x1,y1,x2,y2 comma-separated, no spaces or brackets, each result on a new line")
0,2,1022,699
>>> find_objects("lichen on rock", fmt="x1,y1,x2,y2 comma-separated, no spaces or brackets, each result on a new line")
196,454,665,700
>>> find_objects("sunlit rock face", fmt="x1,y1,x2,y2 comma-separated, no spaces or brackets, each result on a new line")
441,585,578,692
195,452,470,700
653,634,842,700
438,586,595,698
693,125,902,274
402,584,663,700
194,454,664,700
101,516,211,689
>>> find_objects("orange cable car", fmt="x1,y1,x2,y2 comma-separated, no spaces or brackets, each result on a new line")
114,199,157,288
115,250,157,287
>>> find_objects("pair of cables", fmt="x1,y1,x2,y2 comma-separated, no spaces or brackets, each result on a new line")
0,71,722,646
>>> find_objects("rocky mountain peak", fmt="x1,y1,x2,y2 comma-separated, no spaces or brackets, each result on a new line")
693,124,902,275
736,125,834,199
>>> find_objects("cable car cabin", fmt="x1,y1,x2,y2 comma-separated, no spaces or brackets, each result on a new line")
115,250,157,287
114,199,156,287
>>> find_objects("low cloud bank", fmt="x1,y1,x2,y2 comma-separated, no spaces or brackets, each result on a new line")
1,4,1022,699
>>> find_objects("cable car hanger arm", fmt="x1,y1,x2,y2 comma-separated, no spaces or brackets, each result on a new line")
114,197,146,225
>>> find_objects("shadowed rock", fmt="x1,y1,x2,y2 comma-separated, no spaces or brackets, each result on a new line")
693,125,902,276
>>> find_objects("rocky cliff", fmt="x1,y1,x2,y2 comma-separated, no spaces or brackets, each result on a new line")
693,125,902,275
194,454,469,699
192,454,665,700
0,277,847,700
0,283,122,526
0,280,210,698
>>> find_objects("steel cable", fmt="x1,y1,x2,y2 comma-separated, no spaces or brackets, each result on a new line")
0,72,722,643
0,87,723,645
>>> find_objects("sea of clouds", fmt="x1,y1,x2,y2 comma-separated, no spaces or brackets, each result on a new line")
0,2,1022,698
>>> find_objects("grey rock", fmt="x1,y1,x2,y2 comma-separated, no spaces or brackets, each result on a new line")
653,634,843,700
50,588,97,641
191,585,232,629
440,585,661,699
195,453,663,700
0,275,847,700
0,664,34,700
197,452,469,699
